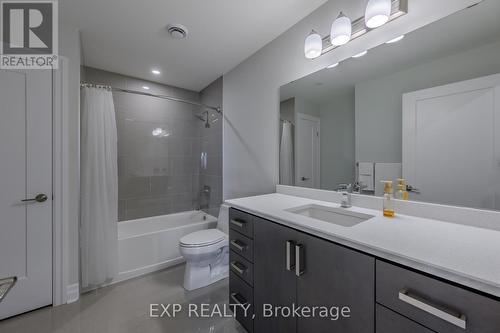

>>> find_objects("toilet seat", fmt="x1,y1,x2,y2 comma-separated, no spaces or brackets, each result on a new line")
180,229,226,248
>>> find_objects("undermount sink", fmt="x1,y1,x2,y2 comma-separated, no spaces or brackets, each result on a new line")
286,204,374,227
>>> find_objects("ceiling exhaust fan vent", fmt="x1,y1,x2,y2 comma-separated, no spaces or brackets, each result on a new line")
167,24,188,39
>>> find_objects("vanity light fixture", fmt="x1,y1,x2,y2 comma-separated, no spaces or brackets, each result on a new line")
352,50,368,58
303,0,408,59
365,0,392,28
330,12,352,46
386,35,405,44
151,69,161,75
327,62,340,69
142,86,150,90
304,30,323,59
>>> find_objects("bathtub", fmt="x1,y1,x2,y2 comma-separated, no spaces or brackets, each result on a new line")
114,211,218,284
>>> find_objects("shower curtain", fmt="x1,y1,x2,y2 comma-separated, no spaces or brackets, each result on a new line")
280,121,294,186
80,86,118,288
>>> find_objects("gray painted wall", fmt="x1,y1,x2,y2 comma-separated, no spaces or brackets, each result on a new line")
222,0,478,200
319,91,355,191
355,39,500,164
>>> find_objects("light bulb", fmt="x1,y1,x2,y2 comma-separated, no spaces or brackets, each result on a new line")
365,0,392,29
330,12,352,46
304,31,322,59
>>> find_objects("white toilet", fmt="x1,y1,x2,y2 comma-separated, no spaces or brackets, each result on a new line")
179,205,229,291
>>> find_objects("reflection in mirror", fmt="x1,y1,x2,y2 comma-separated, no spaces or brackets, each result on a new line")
280,1,500,211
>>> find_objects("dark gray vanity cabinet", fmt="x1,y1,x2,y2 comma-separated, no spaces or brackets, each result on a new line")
229,207,500,333
253,217,299,333
253,214,375,333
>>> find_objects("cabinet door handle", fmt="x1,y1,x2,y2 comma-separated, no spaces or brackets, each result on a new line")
230,292,248,306
230,261,247,275
286,241,295,271
230,219,246,228
295,244,305,277
398,289,467,329
230,239,247,252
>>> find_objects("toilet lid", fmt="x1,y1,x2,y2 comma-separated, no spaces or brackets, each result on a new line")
180,229,226,247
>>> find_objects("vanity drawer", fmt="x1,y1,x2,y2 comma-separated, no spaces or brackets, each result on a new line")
376,260,500,333
230,251,254,286
229,272,254,333
377,305,434,333
229,229,254,262
229,208,254,238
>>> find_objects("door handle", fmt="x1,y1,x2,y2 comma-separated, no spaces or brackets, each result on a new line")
399,289,466,329
230,261,247,275
406,185,420,194
295,244,305,277
21,193,48,203
301,177,310,181
230,239,247,252
286,241,295,271
230,219,246,228
230,292,248,306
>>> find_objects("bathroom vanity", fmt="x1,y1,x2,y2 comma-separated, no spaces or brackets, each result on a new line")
226,193,500,333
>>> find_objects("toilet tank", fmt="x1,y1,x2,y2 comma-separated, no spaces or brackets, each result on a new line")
216,204,229,234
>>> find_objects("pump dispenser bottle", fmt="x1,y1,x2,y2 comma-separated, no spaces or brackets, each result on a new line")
396,178,409,200
382,181,395,217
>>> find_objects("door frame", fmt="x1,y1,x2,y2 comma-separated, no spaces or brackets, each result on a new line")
294,112,321,188
52,56,75,306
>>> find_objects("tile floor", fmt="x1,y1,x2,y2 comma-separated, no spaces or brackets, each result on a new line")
0,264,245,333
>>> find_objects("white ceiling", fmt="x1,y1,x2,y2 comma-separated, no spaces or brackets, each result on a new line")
61,0,328,91
281,0,500,104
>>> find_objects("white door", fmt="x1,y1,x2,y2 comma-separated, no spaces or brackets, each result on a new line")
295,113,320,188
402,73,500,210
0,69,53,319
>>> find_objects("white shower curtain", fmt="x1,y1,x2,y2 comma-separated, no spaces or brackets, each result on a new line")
280,121,294,185
80,86,118,288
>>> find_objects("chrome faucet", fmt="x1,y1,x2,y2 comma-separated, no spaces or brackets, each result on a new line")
337,183,352,208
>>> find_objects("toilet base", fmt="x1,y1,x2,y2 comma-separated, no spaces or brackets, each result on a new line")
183,247,229,291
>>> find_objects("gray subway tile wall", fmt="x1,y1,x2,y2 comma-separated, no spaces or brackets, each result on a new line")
83,67,223,221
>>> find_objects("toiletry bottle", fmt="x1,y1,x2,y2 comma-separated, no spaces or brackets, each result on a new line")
396,178,409,201
381,181,395,217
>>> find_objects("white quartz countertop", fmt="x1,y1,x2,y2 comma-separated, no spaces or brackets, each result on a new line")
225,193,500,298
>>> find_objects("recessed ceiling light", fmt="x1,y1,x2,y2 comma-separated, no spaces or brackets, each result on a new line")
352,50,368,58
327,62,339,69
151,69,161,75
142,86,150,90
386,35,405,44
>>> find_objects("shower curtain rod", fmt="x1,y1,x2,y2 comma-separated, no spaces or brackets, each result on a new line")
80,82,222,113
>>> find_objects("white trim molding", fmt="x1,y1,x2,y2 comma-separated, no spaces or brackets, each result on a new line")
52,56,71,306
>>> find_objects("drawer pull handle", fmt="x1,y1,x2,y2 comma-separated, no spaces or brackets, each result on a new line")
231,261,247,275
230,292,248,306
286,240,295,271
230,219,246,228
398,289,466,329
230,239,247,252
295,243,305,277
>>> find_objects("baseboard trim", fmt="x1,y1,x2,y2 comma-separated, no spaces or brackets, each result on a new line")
66,283,80,304
81,257,186,293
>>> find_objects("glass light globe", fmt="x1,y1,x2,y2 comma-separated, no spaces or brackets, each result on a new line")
331,12,352,46
365,0,391,29
304,31,322,59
